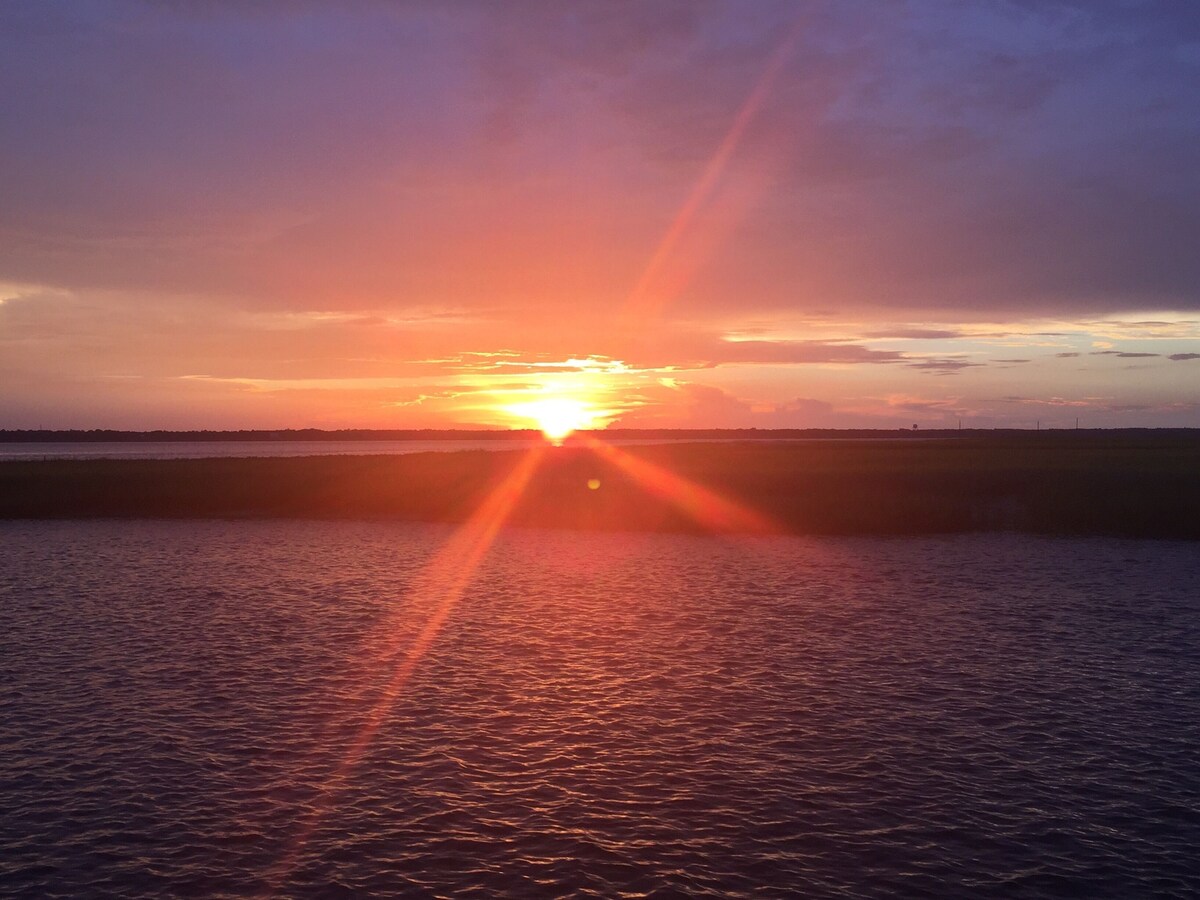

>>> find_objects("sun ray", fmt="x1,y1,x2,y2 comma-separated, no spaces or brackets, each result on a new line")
265,437,774,894
620,16,806,322
352,445,545,748
263,445,545,894
580,434,776,535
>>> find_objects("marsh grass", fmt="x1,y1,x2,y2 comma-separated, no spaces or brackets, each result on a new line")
2,434,1196,538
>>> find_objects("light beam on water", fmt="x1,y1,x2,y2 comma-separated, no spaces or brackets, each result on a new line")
264,446,546,893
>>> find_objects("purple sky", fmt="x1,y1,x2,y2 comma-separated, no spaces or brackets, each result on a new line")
2,1,1198,429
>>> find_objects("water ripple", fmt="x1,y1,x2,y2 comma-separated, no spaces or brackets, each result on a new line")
1,521,1198,897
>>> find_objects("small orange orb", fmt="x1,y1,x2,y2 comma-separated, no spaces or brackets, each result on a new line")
587,478,601,491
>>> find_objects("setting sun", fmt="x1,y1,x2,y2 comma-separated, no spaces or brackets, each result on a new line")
505,397,600,443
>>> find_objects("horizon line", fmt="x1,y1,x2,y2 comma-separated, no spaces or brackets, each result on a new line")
2,425,1198,440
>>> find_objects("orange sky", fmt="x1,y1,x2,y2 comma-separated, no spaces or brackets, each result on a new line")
2,2,1198,430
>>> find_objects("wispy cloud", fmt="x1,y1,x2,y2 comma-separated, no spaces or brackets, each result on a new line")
907,359,981,373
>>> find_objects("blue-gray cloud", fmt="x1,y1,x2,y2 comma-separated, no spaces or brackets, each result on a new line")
1,0,1197,319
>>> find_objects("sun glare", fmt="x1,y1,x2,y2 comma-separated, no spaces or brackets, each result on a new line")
507,397,599,443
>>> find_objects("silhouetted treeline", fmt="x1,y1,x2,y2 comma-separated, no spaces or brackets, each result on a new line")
3,435,1198,539
2,427,1197,443
0,428,538,442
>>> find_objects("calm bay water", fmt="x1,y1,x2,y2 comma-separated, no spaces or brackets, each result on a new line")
0,437,885,461
0,440,547,461
1,521,1197,898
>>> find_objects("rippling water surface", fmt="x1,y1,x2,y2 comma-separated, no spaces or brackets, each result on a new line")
1,521,1198,898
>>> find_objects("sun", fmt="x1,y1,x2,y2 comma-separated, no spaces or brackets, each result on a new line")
506,397,599,444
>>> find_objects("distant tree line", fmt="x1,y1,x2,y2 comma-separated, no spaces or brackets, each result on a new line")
0,426,1195,443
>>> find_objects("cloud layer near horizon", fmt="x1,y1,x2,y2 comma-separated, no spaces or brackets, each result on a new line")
2,1,1198,428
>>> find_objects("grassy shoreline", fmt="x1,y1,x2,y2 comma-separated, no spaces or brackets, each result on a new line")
2,435,1197,539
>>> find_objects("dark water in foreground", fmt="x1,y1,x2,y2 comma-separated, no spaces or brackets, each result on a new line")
1,522,1197,899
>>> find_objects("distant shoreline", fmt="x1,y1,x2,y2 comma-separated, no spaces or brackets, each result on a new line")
3,435,1197,540
1,426,1197,443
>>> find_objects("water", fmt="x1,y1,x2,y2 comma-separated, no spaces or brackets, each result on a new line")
1,521,1197,898
0,436,900,461
0,440,547,461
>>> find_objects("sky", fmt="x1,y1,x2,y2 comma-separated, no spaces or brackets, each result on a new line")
2,0,1199,431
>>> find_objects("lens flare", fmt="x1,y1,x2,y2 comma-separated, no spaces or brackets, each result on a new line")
620,15,806,322
265,446,545,893
581,434,776,534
